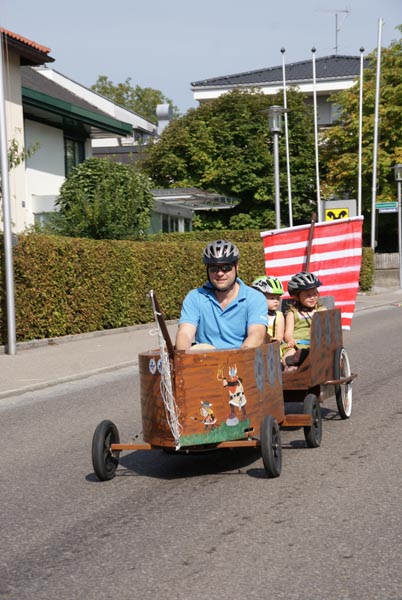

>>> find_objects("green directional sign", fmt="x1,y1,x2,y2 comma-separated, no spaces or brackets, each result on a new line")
376,201,398,210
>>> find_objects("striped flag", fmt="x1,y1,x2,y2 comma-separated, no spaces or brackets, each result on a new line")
260,216,364,330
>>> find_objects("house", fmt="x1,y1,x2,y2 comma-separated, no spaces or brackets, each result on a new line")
1,27,136,232
1,27,236,234
191,54,369,127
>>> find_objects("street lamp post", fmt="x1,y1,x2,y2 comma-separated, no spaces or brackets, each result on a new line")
268,105,283,229
393,164,402,290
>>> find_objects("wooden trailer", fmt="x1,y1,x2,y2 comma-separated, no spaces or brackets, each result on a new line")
281,307,356,419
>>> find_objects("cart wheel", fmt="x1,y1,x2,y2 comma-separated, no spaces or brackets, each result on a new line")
303,394,322,448
334,347,352,419
260,415,282,478
92,420,120,481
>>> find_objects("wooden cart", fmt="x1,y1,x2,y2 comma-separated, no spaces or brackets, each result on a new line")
282,307,356,420
91,294,356,482
91,340,322,482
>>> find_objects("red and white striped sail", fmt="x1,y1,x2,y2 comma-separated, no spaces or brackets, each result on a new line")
260,217,364,330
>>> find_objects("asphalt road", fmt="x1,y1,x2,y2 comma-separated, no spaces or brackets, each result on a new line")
1,304,402,600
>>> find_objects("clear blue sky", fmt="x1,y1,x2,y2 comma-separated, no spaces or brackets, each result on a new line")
2,0,400,115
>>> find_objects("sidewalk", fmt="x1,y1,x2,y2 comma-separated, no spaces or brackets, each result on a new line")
1,288,402,400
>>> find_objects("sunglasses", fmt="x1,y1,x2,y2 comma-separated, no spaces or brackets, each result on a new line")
208,264,234,274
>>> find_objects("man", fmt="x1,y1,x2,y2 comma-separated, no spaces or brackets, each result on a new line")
175,240,268,351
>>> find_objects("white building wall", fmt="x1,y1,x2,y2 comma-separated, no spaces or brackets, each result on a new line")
24,120,65,225
3,51,26,232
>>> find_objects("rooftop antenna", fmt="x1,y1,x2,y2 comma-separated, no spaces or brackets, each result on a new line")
319,8,351,54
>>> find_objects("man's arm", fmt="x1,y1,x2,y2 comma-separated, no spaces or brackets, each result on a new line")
175,323,197,351
242,323,267,348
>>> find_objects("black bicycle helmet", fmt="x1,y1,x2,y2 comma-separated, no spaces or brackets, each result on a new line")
202,240,240,265
252,276,284,295
287,271,323,295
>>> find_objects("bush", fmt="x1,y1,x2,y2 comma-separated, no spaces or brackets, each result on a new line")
359,247,375,291
52,157,153,240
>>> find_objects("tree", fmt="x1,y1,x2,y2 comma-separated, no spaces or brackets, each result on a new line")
91,76,179,123
142,89,317,229
320,25,402,247
51,158,153,240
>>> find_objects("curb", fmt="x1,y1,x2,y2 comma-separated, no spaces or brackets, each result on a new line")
0,360,137,401
0,319,178,355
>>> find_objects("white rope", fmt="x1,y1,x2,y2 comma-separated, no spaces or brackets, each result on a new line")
148,290,181,449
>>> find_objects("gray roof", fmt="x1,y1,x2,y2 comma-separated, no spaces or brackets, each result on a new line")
191,55,371,88
151,188,239,211
21,67,132,137
21,67,109,117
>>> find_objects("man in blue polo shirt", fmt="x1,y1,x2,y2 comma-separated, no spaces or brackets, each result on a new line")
175,240,268,351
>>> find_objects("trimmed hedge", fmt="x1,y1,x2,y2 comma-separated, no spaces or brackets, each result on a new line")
0,232,373,344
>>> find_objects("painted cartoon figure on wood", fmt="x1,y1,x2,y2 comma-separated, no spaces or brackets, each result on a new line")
218,364,247,426
199,401,217,428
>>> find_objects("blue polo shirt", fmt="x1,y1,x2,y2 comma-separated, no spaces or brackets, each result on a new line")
179,278,268,349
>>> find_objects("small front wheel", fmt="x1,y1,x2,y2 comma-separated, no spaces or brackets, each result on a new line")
92,420,120,481
334,347,353,419
260,415,282,478
303,394,322,448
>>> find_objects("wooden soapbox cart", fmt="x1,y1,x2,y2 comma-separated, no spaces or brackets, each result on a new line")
281,299,356,421
91,293,323,482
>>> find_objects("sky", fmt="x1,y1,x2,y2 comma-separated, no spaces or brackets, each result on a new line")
2,0,401,116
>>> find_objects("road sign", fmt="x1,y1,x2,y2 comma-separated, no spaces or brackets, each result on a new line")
376,201,398,210
325,207,349,220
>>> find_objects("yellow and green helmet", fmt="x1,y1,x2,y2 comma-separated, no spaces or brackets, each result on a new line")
252,275,284,296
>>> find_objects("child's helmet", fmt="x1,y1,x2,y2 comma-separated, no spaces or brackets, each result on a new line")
202,240,240,265
287,271,323,295
252,276,284,295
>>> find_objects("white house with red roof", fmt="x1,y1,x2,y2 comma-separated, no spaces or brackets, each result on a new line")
1,28,137,232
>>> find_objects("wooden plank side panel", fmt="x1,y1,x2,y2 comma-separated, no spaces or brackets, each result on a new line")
139,351,174,446
282,309,343,391
139,344,285,448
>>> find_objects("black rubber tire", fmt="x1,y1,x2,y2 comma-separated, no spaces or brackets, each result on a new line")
303,394,322,448
334,347,353,419
260,415,282,478
92,420,120,481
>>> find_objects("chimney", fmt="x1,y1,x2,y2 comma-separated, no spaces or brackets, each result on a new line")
156,103,173,135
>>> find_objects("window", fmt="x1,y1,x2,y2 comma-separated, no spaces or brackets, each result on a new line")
64,137,85,175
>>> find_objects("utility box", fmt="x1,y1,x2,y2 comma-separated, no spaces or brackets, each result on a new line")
323,199,357,221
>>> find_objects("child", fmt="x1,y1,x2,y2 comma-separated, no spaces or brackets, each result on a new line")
251,276,285,343
282,271,327,370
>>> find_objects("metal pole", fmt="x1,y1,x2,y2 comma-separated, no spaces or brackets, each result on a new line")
357,47,364,216
0,32,16,355
398,180,402,290
281,48,293,227
311,48,322,221
273,131,280,229
371,18,383,249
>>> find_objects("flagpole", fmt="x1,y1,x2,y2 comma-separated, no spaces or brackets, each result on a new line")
312,48,322,221
281,48,293,227
0,31,16,355
357,47,364,216
371,18,383,249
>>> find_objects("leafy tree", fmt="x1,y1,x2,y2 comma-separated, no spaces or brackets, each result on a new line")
142,89,317,229
50,158,153,240
91,76,179,123
320,25,402,247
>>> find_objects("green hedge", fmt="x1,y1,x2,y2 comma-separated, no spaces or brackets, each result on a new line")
0,232,374,344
